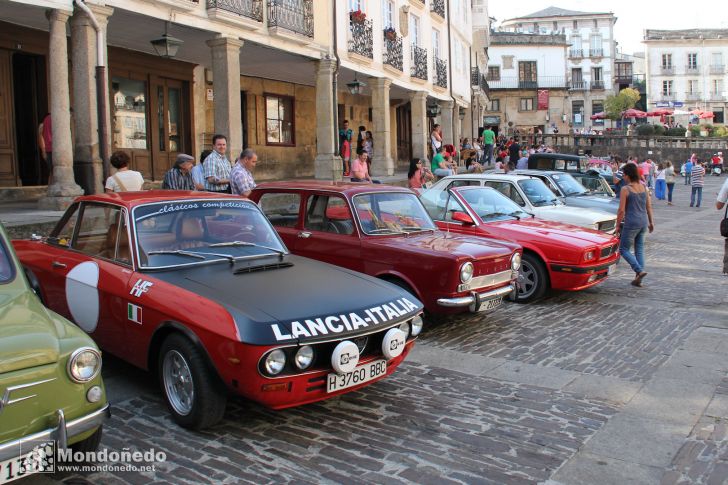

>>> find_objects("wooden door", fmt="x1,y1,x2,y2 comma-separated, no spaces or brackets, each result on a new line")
0,49,17,186
396,103,412,163
151,78,187,181
110,73,152,178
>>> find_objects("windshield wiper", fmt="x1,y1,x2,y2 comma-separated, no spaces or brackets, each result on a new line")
400,226,436,234
367,228,407,235
508,212,523,220
147,249,207,260
208,240,286,257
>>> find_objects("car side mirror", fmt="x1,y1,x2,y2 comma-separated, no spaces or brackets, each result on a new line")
451,211,475,225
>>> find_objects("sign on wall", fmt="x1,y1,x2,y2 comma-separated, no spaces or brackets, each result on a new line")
537,90,549,111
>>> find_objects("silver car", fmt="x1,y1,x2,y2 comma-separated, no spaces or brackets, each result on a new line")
513,170,619,214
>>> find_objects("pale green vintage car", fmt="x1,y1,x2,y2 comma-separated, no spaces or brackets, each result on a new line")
0,223,108,482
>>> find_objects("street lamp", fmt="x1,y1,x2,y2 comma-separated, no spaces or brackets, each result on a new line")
150,21,184,59
426,103,441,118
458,106,466,120
346,74,366,95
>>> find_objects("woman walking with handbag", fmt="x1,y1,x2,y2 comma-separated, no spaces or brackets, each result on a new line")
654,163,666,200
616,163,654,287
664,160,676,205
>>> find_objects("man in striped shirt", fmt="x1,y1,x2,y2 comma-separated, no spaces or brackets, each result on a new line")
161,154,195,191
204,134,233,193
690,159,706,207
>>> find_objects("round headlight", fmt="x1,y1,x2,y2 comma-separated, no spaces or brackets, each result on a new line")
398,322,410,339
264,349,286,375
460,262,474,283
511,253,522,271
294,346,314,370
410,315,424,336
584,250,595,261
67,347,101,383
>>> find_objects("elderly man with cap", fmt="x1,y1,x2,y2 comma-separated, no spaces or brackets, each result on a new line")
230,148,258,197
162,154,196,190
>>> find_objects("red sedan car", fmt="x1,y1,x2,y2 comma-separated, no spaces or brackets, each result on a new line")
420,186,620,302
13,192,424,429
249,182,522,315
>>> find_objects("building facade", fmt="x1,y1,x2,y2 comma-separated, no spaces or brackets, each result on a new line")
643,29,728,123
1,0,473,206
485,32,569,136
500,7,617,130
470,0,491,141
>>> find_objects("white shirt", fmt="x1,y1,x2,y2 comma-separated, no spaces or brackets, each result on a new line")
718,178,728,204
105,170,144,192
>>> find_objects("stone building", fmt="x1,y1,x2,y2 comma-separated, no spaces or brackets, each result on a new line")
1,0,474,207
643,29,728,123
499,7,618,130
485,32,570,136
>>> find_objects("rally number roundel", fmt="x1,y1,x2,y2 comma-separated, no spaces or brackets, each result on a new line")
331,340,360,374
65,261,100,333
381,328,406,360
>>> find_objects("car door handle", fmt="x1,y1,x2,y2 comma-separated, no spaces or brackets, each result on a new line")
51,261,67,269
298,232,311,238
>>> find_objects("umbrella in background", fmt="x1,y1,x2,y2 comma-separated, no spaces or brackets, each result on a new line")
590,112,606,120
691,109,714,119
672,109,690,115
622,108,648,118
646,108,673,117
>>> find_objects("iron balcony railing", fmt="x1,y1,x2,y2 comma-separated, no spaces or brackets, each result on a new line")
686,92,701,100
348,18,373,58
471,67,480,86
660,65,674,75
207,0,263,21
430,0,445,18
411,45,428,80
383,35,403,71
614,73,634,83
487,76,567,89
710,64,725,74
434,57,447,88
481,76,490,96
569,48,583,58
267,0,313,37
658,93,676,101
685,64,699,73
569,80,588,91
709,92,725,101
589,48,603,57
591,81,605,90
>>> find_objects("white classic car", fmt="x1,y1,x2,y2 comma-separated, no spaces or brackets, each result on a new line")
426,174,617,233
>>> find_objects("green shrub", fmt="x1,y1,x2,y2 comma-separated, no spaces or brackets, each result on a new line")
665,127,687,137
636,124,654,136
690,125,702,136
652,124,666,135
715,126,728,137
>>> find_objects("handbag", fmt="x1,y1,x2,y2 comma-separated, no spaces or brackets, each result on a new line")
721,204,728,238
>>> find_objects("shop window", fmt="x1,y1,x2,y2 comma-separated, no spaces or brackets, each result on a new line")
265,94,295,146
112,77,148,150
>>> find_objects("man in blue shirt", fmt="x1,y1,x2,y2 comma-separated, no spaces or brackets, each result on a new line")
684,155,694,185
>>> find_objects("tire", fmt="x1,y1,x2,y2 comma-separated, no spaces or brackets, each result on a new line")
70,426,103,454
158,334,227,430
513,253,549,303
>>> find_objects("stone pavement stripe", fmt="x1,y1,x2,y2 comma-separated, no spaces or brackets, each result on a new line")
406,345,507,376
622,377,716,425
660,417,728,484
482,361,580,390
548,451,663,485
581,413,691,468
562,375,643,405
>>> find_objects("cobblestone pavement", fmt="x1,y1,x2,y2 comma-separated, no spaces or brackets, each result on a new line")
20,176,728,484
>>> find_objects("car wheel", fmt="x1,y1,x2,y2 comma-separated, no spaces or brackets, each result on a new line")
514,253,548,303
158,334,227,430
70,426,103,454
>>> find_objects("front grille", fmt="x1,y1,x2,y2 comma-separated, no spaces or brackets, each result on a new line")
460,269,513,292
598,219,617,232
600,243,619,259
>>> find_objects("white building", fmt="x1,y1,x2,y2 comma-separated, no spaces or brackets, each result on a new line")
643,29,728,124
499,7,617,129
470,0,491,139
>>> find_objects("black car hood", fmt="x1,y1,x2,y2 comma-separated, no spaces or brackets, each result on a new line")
150,255,422,345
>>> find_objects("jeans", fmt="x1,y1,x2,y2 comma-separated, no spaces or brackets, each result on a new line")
724,238,728,274
433,168,453,177
667,183,675,202
655,179,666,199
483,144,494,165
690,186,703,207
350,177,381,184
685,173,691,185
620,226,647,274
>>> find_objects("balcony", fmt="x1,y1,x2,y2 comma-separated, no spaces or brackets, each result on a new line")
685,91,702,101
487,76,567,89
471,67,480,87
660,65,674,75
430,0,445,18
569,80,588,91
658,93,676,102
157,0,199,11
614,73,634,84
348,18,373,59
480,76,489,97
591,80,605,90
434,57,447,88
207,0,263,26
267,0,313,38
709,92,726,101
685,65,699,74
411,45,428,80
589,48,603,57
710,64,725,74
383,35,403,72
569,49,583,59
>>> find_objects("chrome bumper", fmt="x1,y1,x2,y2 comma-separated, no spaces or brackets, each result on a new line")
0,403,110,462
437,284,514,311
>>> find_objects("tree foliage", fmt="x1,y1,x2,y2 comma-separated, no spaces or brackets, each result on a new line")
604,88,641,119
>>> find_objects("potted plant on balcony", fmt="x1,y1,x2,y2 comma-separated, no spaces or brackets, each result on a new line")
384,27,397,41
350,9,366,24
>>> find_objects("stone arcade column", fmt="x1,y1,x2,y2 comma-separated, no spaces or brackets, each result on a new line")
313,59,341,180
206,36,243,158
370,77,393,176
439,99,455,147
39,9,83,210
71,3,113,194
408,91,428,162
